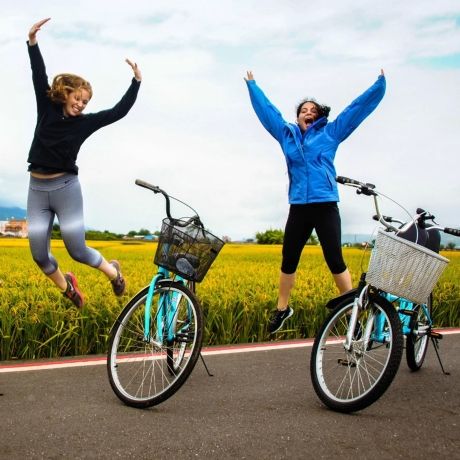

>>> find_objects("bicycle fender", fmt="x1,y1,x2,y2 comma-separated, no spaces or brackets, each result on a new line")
325,288,358,310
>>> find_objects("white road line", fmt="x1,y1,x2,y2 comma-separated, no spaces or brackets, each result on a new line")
1,328,458,373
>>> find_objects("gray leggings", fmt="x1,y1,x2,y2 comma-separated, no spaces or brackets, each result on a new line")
27,174,103,275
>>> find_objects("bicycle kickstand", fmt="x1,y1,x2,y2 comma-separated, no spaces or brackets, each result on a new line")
429,330,450,376
200,352,214,377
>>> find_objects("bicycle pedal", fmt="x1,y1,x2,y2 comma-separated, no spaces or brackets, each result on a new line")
176,332,194,343
399,309,416,317
337,358,356,368
429,331,443,339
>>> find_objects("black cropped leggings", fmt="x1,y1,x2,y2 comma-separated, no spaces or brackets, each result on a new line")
281,202,347,275
27,174,103,275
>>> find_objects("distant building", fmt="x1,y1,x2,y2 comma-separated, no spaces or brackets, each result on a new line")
0,219,28,238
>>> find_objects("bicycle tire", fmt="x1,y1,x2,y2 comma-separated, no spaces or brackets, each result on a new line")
310,292,403,413
107,280,203,408
406,294,432,371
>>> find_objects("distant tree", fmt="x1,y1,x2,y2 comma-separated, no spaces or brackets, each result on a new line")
85,230,118,240
256,229,319,245
446,242,456,250
51,223,61,239
256,228,284,244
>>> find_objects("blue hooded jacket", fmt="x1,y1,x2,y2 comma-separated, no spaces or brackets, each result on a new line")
246,74,386,204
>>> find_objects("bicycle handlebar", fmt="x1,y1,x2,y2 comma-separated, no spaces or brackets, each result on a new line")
135,179,172,219
336,176,377,196
336,175,460,238
445,227,460,237
135,179,202,228
135,179,162,194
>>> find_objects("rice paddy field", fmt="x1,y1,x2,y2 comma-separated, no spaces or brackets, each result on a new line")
0,238,459,360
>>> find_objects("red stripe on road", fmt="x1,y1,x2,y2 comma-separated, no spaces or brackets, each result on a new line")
1,328,458,373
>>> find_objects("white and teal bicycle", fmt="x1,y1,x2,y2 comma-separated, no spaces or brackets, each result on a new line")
107,180,224,408
310,176,460,413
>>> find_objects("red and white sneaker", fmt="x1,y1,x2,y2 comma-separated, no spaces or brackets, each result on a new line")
63,272,84,308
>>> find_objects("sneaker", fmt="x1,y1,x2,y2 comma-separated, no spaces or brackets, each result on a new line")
63,272,84,308
109,260,126,296
268,306,294,334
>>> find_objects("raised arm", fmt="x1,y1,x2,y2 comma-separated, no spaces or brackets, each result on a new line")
27,18,52,113
327,69,386,143
28,18,51,46
245,70,286,141
86,63,141,132
125,59,142,82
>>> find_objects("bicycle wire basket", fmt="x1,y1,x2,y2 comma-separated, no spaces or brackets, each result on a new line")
365,229,449,304
154,218,225,282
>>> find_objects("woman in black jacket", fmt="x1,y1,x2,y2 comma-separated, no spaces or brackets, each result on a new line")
26,18,142,308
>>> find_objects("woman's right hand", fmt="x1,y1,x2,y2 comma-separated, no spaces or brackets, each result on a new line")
28,18,51,46
244,70,254,82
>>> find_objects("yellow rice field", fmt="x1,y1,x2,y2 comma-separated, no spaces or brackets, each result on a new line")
0,238,459,360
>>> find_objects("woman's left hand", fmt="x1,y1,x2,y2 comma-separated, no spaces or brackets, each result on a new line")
125,59,142,82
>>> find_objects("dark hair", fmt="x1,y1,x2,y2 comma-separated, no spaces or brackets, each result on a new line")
296,98,331,119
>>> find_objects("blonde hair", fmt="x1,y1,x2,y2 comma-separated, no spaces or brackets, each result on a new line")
47,73,93,104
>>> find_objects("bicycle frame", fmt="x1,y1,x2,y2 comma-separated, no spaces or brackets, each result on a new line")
345,284,393,351
143,266,190,344
384,293,432,335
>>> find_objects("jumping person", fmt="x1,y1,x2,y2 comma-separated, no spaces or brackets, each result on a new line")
26,18,142,308
245,69,385,333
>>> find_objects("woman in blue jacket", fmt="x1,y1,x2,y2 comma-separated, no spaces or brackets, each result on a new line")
245,70,385,333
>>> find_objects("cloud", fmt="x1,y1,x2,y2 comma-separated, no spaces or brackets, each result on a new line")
1,0,460,241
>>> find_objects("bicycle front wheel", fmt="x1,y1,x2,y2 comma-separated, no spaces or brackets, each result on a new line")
107,281,203,408
310,293,403,413
406,295,432,371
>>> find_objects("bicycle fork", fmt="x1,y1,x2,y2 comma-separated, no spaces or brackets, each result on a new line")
344,275,373,351
142,272,214,377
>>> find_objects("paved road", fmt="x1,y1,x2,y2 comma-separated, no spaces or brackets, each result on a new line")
1,332,459,459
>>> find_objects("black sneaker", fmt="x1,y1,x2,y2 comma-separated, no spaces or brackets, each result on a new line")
63,272,84,308
109,260,126,296
268,307,294,334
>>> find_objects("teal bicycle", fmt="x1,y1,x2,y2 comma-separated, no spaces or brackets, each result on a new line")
310,176,460,413
107,180,224,408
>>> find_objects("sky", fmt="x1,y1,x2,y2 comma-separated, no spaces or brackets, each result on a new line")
1,0,459,241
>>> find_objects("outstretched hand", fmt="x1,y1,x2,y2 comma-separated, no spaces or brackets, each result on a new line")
244,70,254,82
380,68,385,76
126,59,142,82
29,18,51,46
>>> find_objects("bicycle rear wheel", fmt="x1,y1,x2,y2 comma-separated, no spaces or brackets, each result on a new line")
406,294,432,371
310,293,403,413
107,280,203,408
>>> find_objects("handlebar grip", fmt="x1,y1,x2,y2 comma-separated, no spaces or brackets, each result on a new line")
336,176,361,186
373,214,393,223
444,227,460,237
135,179,161,193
